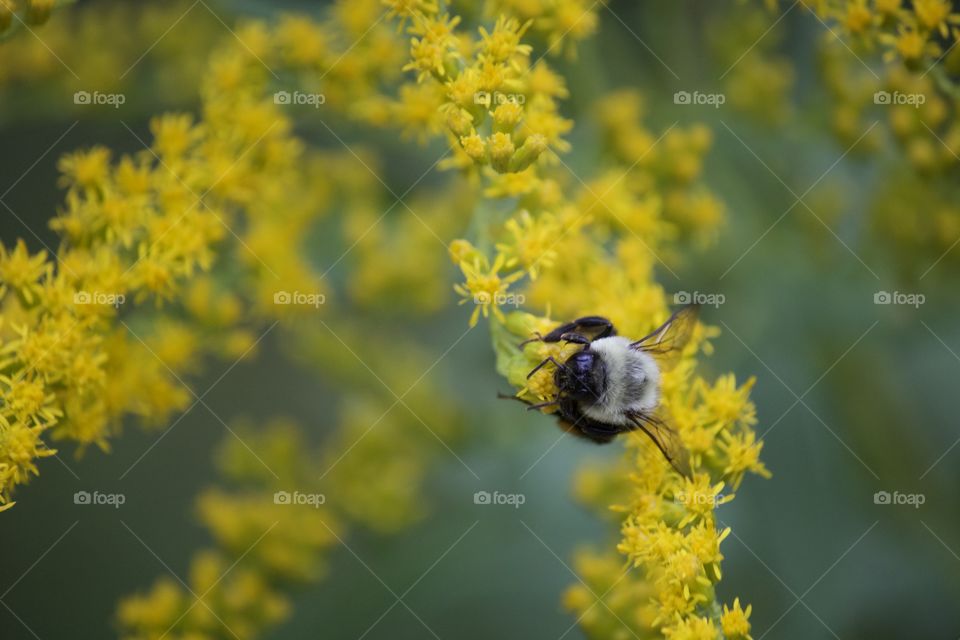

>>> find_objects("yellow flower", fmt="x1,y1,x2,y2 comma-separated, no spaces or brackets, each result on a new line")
664,615,719,640
495,209,558,279
403,12,461,81
57,146,111,191
383,0,438,23
478,15,532,63
914,0,954,34
0,240,48,304
488,131,516,171
0,422,56,506
454,253,524,326
276,14,331,65
150,113,202,161
721,598,753,639
892,27,927,60
843,1,873,33
460,133,487,161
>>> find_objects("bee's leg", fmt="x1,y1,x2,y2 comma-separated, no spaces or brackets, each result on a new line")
497,391,531,405
499,391,560,411
542,316,616,342
518,332,544,348
526,356,565,379
526,399,560,411
559,332,590,345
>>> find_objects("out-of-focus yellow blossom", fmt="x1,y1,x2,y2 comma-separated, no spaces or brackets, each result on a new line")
0,0,222,112
496,209,560,279
805,0,960,269
0,0,61,34
710,7,795,125
801,0,960,66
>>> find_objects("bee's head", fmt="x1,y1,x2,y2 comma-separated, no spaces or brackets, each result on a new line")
555,350,606,402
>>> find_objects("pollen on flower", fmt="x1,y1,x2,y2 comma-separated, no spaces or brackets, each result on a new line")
488,131,516,171
460,133,487,161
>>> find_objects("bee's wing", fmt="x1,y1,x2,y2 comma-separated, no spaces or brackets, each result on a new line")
626,410,692,478
630,304,699,370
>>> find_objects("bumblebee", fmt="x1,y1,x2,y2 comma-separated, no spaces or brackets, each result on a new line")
517,305,698,474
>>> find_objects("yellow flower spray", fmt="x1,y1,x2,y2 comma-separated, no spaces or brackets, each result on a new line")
0,1,771,638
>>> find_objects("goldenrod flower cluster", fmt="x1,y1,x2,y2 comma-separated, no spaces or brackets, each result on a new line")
392,7,572,173
0,68,319,509
3,2,770,638
429,13,770,634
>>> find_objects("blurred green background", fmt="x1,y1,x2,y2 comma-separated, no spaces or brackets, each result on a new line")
1,0,959,638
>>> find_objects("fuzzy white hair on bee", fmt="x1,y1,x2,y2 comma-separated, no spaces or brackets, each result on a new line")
579,336,661,426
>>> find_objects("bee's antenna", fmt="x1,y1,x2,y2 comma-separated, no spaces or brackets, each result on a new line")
526,400,559,411
527,356,566,379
